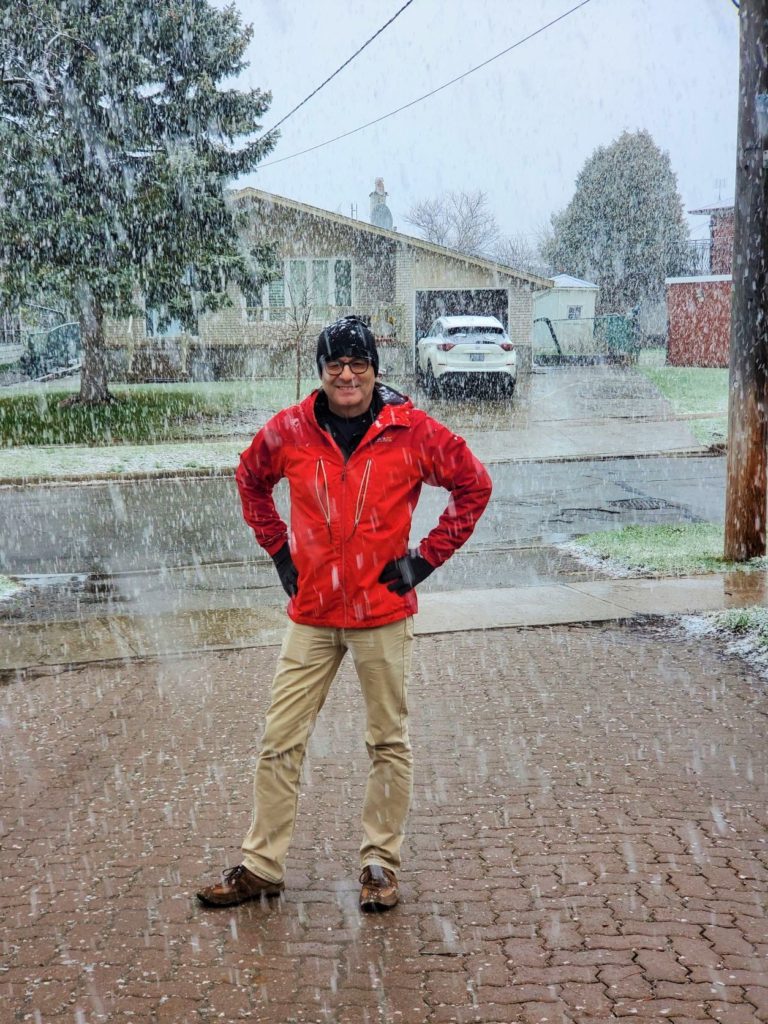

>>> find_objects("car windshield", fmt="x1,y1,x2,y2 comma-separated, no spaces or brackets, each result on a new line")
446,326,504,337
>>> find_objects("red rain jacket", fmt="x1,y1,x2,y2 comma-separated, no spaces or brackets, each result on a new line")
235,387,492,629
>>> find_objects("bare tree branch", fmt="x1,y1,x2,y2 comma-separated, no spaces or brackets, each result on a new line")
405,189,501,257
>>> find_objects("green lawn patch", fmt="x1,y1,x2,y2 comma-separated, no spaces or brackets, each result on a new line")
572,523,767,576
638,365,728,416
0,379,315,447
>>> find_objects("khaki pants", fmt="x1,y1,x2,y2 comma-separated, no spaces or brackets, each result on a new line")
241,617,414,883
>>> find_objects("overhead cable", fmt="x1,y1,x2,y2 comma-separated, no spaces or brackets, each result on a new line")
260,0,417,137
259,0,593,168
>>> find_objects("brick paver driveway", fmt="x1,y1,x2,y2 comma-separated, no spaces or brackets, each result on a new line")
2,622,767,1022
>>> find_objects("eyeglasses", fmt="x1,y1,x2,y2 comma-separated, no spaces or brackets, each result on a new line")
322,357,372,376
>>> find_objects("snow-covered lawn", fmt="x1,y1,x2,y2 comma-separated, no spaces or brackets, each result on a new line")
0,575,22,601
0,438,248,481
680,607,768,681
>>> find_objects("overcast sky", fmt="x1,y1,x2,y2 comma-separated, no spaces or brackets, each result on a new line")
214,0,739,245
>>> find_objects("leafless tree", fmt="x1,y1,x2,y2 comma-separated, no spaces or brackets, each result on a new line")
405,190,501,257
285,281,313,402
493,233,550,276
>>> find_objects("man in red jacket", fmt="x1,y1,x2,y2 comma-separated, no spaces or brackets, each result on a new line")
197,316,492,911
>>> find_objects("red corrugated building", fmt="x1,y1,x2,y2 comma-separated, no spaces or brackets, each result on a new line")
665,203,734,367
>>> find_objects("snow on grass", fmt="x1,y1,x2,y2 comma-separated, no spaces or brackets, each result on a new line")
0,575,22,601
0,438,249,481
689,416,727,447
679,607,768,680
562,523,768,577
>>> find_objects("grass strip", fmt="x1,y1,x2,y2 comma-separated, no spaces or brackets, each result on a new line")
573,523,768,576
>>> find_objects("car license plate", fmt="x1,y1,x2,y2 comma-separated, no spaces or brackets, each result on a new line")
469,353,484,362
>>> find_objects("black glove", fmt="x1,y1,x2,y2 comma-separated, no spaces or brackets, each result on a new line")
378,550,435,596
271,542,298,597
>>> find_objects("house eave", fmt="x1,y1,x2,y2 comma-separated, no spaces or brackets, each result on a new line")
230,186,553,290
666,275,732,285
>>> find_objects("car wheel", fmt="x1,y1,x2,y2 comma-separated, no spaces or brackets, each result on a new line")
503,378,516,399
425,363,440,399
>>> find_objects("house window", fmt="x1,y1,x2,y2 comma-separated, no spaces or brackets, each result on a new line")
287,260,308,305
267,276,286,322
334,260,352,306
567,305,582,320
244,288,263,322
248,259,352,321
312,260,330,318
145,308,190,337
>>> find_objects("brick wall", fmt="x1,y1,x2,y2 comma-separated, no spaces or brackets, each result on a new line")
711,210,734,275
666,278,732,367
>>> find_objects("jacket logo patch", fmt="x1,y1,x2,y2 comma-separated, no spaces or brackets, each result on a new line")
374,436,393,443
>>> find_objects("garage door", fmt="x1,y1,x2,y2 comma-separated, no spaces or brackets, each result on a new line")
415,289,508,341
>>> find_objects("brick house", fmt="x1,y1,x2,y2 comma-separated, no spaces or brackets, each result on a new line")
665,203,734,367
106,183,552,381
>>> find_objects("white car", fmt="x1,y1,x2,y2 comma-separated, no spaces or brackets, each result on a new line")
416,315,517,397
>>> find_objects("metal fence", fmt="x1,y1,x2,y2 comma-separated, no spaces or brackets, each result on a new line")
18,321,81,377
533,314,638,364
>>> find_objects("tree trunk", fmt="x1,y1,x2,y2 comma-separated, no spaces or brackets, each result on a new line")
724,0,768,561
296,330,301,403
76,288,113,403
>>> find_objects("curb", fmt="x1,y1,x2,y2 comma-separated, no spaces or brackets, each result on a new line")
0,445,719,487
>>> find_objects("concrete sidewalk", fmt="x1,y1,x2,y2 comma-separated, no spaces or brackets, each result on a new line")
3,572,767,672
2,619,767,1024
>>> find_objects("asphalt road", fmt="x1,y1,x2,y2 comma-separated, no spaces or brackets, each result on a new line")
0,454,725,578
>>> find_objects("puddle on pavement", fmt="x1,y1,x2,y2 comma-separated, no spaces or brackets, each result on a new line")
723,571,768,607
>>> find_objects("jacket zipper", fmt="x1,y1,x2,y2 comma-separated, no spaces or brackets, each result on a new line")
340,464,348,626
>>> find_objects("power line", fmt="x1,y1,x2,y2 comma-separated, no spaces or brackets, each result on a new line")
259,0,593,169
261,0,417,137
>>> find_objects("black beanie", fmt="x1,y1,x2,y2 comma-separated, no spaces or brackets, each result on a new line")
316,316,379,377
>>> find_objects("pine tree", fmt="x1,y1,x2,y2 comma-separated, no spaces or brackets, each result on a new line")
541,130,690,314
0,0,277,402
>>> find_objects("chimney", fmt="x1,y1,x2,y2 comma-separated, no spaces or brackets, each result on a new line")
369,178,393,230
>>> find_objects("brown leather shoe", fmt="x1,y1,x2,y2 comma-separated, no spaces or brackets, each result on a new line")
196,864,284,907
359,865,399,911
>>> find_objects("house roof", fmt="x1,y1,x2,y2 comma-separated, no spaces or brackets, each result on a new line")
550,273,598,290
689,202,734,215
230,187,553,290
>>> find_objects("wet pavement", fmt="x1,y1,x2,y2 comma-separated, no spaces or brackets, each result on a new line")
4,570,768,674
0,455,725,579
2,623,767,1023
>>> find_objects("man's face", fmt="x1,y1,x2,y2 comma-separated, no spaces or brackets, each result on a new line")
320,355,376,417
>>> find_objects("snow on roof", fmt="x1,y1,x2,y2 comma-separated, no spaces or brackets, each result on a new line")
689,202,734,215
551,273,598,290
437,315,504,328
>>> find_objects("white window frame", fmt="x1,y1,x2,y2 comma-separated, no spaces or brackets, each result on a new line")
567,305,582,320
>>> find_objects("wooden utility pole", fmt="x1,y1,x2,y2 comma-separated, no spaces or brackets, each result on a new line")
724,0,768,560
